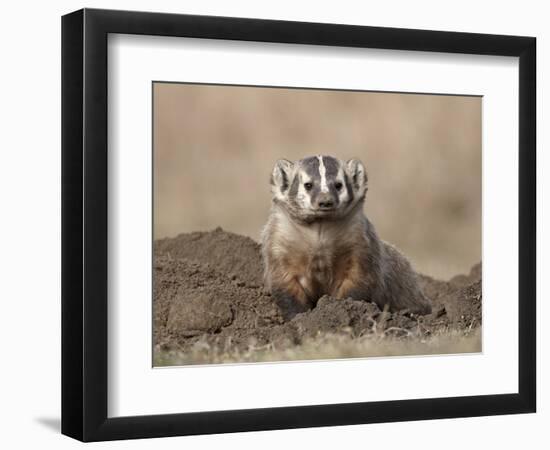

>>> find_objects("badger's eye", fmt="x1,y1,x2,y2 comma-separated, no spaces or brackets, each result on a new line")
304,182,313,191
334,182,343,191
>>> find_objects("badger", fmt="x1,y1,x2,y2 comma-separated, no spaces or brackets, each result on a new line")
261,155,432,321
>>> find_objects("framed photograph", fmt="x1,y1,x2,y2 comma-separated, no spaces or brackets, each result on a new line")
61,8,536,442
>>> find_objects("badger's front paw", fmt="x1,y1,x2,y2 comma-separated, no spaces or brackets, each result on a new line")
271,289,313,321
411,298,432,316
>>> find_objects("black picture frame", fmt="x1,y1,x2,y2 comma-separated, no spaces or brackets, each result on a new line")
61,8,536,442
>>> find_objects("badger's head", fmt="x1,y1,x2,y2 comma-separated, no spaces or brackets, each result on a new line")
270,155,368,222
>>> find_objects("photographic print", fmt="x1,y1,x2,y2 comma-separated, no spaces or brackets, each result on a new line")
61,10,535,440
152,82,482,366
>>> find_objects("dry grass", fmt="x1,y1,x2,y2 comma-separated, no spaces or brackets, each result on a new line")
154,328,481,367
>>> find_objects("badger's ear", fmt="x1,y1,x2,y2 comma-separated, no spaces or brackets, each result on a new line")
270,159,294,194
345,158,368,193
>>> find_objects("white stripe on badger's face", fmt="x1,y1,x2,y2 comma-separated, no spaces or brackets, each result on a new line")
336,167,350,204
317,155,329,193
296,170,313,209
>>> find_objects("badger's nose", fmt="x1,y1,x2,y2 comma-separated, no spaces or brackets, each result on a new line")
317,193,335,209
318,200,334,209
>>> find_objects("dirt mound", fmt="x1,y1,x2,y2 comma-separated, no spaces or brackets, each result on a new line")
155,227,263,288
154,229,481,356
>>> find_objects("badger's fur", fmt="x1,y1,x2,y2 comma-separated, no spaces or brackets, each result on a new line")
261,155,432,321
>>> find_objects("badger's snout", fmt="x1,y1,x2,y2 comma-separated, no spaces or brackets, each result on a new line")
316,192,336,210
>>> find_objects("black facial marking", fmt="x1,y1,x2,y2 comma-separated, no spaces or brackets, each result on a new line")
323,156,342,207
301,156,321,179
322,156,340,178
327,184,340,206
288,174,300,203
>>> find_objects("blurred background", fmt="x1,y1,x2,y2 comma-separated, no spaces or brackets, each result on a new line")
153,83,481,280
